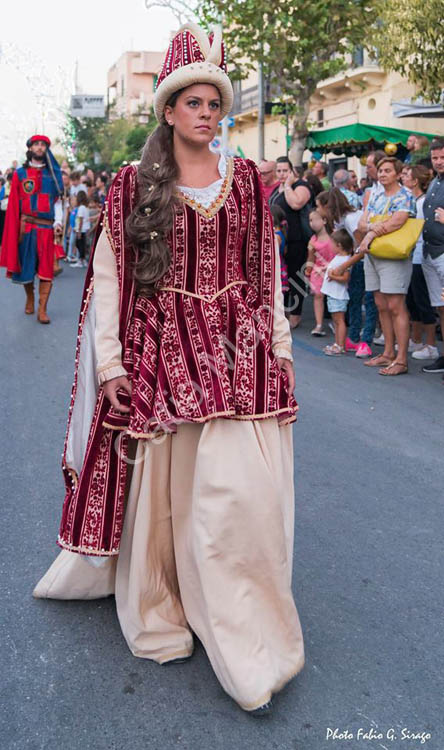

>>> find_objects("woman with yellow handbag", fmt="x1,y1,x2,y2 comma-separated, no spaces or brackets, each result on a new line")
357,157,418,376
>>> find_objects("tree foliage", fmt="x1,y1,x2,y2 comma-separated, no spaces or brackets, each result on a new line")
61,114,106,165
61,110,157,171
372,0,444,103
201,0,376,162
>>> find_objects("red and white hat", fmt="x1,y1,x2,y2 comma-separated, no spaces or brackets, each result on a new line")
154,22,233,122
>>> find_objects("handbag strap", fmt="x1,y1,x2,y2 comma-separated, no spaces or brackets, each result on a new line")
382,197,391,216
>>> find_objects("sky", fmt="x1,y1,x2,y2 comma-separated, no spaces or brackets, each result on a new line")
0,0,179,168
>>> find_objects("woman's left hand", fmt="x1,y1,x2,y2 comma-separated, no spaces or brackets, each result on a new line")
277,357,295,393
434,207,444,224
284,172,295,190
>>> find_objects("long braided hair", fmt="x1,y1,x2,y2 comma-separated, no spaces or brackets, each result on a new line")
125,90,184,297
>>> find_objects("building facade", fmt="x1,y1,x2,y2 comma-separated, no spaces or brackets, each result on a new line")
107,51,164,120
226,50,444,171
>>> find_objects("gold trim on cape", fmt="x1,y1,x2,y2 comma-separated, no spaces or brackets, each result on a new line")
102,407,298,439
102,206,117,255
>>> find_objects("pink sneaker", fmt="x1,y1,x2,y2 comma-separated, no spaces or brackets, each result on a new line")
356,342,372,358
345,337,359,352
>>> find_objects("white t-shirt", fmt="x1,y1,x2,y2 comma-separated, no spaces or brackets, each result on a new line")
335,210,363,249
76,204,91,232
321,254,350,300
70,184,84,197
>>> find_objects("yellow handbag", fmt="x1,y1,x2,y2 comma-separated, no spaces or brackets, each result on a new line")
369,200,424,260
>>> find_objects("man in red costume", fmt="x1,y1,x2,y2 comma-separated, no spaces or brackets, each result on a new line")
0,135,63,323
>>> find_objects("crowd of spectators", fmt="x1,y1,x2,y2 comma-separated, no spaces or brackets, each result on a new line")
2,139,444,383
57,163,110,267
0,160,110,268
259,135,444,380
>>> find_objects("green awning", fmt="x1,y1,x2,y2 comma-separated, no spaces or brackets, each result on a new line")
306,122,437,153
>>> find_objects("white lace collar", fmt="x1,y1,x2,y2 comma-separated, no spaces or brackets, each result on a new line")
177,154,227,209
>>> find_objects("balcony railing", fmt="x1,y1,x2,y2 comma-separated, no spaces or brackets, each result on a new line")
232,80,284,116
232,86,259,115
231,51,381,116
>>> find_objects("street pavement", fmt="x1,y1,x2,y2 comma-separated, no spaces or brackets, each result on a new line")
1,265,443,750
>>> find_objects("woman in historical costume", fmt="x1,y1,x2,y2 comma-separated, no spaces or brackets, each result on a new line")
33,23,304,714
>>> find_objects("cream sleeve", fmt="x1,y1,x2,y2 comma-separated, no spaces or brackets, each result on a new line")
271,236,293,362
93,230,128,385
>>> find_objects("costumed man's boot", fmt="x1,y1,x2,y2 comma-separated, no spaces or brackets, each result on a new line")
24,283,35,315
37,280,52,324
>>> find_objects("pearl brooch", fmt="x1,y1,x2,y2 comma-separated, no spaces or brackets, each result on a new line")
150,231,158,240
152,163,160,171
144,207,152,215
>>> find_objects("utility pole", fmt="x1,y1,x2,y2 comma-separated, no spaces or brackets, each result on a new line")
74,60,80,94
258,60,265,161
285,103,289,156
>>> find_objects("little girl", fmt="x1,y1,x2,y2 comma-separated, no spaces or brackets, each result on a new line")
67,195,78,263
321,228,354,356
305,209,335,336
270,204,289,296
72,191,90,268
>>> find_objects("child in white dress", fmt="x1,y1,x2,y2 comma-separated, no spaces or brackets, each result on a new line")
321,228,354,355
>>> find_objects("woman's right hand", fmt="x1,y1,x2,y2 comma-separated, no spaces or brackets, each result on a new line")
277,357,295,394
103,376,132,413
358,231,375,254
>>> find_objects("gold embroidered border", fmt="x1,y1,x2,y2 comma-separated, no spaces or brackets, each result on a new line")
159,280,247,303
178,157,234,219
102,422,128,431
231,406,299,420
104,407,298,440
57,535,119,556
65,467,79,490
102,205,117,255
125,409,237,439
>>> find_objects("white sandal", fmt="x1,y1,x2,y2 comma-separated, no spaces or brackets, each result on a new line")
311,325,326,337
323,343,345,356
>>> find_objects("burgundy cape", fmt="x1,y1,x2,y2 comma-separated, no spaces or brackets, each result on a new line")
58,159,297,557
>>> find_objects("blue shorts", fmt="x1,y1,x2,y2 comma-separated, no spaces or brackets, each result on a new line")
327,296,348,313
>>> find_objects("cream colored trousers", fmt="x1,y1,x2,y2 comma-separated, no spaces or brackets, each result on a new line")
34,418,304,711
